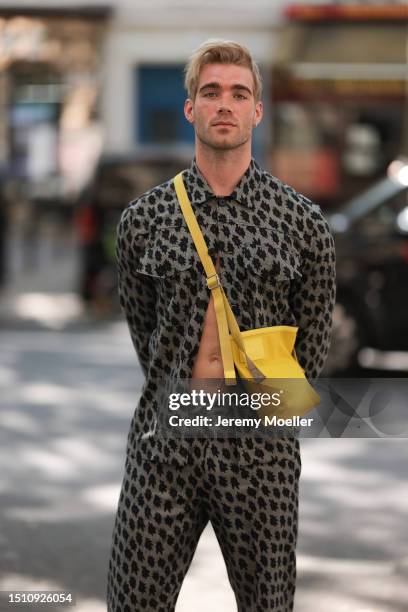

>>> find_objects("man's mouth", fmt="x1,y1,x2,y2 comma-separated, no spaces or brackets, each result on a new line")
212,122,236,127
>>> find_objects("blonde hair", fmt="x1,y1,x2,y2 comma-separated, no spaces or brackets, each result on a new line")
184,39,262,102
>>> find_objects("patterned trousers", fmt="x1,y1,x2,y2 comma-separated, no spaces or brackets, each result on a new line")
106,437,301,612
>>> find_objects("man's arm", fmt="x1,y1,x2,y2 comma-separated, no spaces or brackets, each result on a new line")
116,206,157,377
290,206,336,379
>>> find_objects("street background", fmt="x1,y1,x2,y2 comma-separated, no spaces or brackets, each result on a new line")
1,246,408,611
1,1,408,611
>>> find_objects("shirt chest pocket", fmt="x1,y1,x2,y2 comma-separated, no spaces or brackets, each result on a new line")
228,228,302,324
135,225,199,279
232,228,301,284
133,226,201,325
247,245,302,287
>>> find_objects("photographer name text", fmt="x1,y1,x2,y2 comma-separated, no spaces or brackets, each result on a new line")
168,415,314,428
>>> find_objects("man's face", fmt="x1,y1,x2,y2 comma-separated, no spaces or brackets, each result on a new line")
184,63,263,152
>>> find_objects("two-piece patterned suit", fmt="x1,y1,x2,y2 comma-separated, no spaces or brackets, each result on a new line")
107,158,336,611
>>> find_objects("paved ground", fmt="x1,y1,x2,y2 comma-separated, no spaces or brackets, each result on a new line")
1,233,408,611
1,320,407,612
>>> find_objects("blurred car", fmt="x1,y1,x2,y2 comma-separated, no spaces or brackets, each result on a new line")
74,152,190,315
323,159,408,374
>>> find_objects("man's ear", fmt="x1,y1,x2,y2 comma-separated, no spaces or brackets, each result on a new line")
253,100,263,127
184,98,194,124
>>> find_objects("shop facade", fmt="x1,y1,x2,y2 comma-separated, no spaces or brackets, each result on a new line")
269,4,408,208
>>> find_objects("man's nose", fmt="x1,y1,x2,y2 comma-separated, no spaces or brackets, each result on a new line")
217,100,232,113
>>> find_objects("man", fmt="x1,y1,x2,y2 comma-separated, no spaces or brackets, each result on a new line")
107,40,336,612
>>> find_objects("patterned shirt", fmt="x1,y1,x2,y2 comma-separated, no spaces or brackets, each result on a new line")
116,157,336,464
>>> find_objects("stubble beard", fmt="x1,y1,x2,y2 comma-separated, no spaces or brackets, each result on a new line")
196,125,251,152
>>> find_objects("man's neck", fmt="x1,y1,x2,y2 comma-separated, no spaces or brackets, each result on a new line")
194,146,252,197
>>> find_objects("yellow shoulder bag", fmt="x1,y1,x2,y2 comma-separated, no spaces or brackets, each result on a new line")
173,173,320,419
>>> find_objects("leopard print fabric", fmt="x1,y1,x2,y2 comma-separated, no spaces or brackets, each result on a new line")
107,438,301,612
115,157,336,465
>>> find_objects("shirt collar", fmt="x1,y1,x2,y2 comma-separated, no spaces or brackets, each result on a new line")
183,157,262,209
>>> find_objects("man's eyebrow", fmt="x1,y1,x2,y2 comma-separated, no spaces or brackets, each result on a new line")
198,82,253,95
198,82,221,93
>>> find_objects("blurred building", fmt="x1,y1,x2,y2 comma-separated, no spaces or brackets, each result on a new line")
100,0,290,165
98,0,408,194
270,3,408,208
0,1,112,293
0,0,406,245
0,0,297,199
0,2,110,201
2,1,406,203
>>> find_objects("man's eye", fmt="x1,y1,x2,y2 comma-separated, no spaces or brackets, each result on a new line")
204,92,217,97
234,94,247,100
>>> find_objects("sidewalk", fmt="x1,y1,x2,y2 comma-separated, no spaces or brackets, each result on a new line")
1,239,407,611
1,322,407,612
0,229,117,332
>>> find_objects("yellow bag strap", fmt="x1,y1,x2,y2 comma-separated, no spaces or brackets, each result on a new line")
219,284,265,381
173,172,237,384
173,173,266,383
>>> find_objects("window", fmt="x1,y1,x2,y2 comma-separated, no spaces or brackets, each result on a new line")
136,65,194,145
